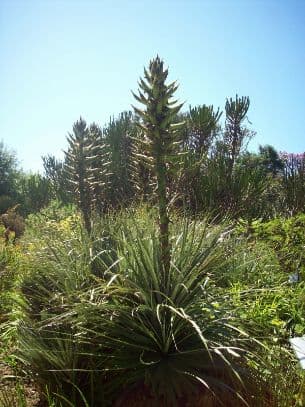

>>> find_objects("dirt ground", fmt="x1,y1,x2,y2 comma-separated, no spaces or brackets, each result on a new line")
0,361,41,407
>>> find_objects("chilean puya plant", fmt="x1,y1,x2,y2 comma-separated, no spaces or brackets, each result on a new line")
132,56,184,274
180,105,222,211
224,95,251,181
64,118,109,233
88,122,110,214
64,118,93,233
103,112,135,207
186,104,222,157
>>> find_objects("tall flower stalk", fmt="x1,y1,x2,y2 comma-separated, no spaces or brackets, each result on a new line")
224,95,251,182
132,56,184,274
64,118,109,233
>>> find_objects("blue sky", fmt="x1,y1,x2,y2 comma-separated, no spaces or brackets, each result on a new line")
0,0,304,172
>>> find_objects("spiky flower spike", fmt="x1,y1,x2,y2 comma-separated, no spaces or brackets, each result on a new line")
224,95,250,179
64,118,110,233
132,56,184,275
187,104,222,156
64,118,92,233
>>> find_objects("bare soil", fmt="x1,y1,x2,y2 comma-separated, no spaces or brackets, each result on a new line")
0,361,42,407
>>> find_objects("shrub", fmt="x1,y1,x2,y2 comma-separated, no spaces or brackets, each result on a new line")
0,207,25,243
239,214,305,280
11,212,276,406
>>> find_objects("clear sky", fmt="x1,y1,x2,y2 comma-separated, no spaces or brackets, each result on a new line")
0,0,304,172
